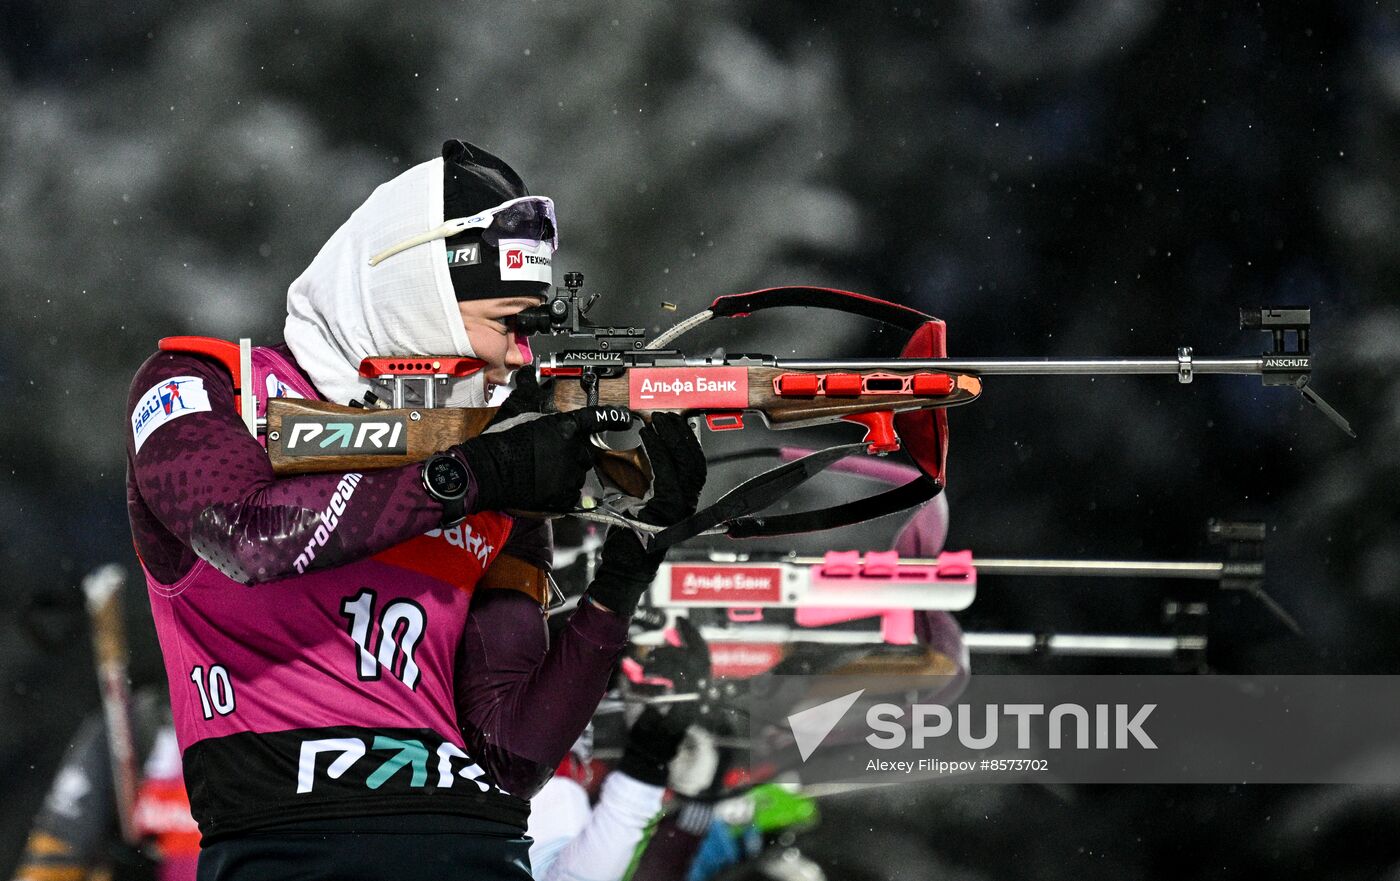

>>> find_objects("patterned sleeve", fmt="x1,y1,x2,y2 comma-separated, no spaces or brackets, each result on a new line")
127,351,460,585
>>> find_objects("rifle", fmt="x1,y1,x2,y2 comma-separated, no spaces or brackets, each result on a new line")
182,273,1349,548
633,521,1276,661
554,450,1286,681
600,522,1271,800
622,514,1279,691
508,276,1349,548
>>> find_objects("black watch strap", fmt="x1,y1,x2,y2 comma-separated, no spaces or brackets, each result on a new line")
421,453,470,526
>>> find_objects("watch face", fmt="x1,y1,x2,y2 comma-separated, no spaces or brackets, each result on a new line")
427,456,469,499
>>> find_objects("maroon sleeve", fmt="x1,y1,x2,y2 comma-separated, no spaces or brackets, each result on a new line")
127,351,462,585
455,591,629,797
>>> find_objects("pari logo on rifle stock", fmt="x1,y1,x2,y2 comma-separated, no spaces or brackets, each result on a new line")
282,415,409,456
630,367,749,410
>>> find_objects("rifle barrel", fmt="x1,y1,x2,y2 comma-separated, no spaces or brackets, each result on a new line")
964,633,1207,657
963,558,1224,578
776,357,1264,375
630,627,1206,657
787,556,1225,579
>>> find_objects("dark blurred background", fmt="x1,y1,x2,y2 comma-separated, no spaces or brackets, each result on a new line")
1,1,1397,878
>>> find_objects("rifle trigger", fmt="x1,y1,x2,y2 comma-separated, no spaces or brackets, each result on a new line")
842,411,900,454
705,412,745,431
581,368,600,407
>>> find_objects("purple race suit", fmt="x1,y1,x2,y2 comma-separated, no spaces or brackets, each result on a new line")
126,343,627,843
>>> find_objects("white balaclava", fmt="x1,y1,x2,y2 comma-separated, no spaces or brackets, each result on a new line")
284,157,507,408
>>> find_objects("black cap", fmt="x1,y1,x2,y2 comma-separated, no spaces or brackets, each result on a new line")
441,139,550,302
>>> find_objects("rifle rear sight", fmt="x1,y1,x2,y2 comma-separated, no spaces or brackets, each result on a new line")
1242,306,1315,385
1237,305,1353,436
1240,306,1311,356
513,271,648,350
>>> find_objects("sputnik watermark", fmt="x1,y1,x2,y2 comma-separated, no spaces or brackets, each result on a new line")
787,689,865,761
787,691,1155,761
866,701,1156,750
753,675,1400,784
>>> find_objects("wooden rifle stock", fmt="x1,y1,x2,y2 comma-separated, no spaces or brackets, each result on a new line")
264,364,977,497
548,366,983,428
265,399,653,499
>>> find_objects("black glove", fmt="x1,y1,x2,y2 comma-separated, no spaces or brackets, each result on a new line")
617,705,692,787
641,615,711,698
587,413,707,617
632,412,708,526
488,368,548,426
457,406,633,514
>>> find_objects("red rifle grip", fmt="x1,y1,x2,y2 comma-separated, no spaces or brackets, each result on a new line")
842,410,900,454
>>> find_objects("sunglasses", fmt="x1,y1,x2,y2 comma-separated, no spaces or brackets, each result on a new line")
368,196,558,267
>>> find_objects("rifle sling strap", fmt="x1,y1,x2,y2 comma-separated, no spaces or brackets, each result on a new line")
723,475,940,540
708,286,931,330
647,443,940,550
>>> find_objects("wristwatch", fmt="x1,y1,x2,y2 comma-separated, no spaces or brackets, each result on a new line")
421,453,471,526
